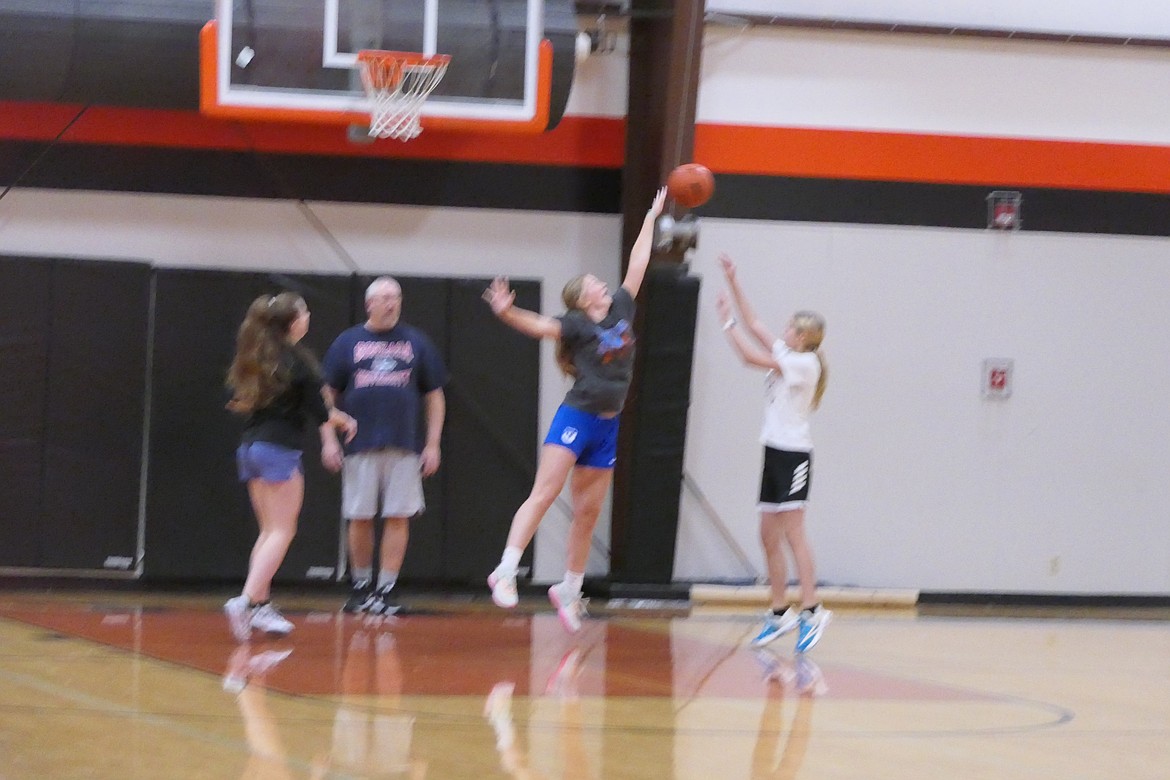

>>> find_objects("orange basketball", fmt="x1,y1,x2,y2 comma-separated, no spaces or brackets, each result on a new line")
666,163,715,209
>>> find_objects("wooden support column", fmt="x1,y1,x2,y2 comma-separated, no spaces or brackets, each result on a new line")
610,0,706,586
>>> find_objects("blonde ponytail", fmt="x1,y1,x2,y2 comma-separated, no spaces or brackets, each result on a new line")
791,310,827,410
811,350,828,410
554,275,588,378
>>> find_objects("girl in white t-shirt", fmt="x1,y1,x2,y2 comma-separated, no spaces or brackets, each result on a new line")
715,253,832,653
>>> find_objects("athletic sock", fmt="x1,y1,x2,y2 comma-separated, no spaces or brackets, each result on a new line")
497,546,523,577
562,570,585,594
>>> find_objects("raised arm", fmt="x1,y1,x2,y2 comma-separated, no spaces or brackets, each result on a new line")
482,276,562,340
621,187,668,298
719,253,775,350
716,292,782,372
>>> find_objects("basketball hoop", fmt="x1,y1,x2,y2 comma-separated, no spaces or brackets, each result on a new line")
356,50,451,141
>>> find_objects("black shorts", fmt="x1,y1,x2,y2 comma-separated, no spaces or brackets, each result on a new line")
758,446,812,512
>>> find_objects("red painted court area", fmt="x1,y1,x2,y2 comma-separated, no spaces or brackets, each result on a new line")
0,600,987,702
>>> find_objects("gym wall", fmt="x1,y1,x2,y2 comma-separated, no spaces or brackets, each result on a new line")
3,6,1170,594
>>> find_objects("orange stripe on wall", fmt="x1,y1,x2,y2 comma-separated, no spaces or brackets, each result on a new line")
0,102,625,168
8,101,1170,193
695,124,1170,194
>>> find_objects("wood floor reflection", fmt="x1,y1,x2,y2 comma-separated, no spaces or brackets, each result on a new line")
0,591,1167,778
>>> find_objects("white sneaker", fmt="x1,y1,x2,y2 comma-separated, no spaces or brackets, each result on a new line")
223,595,252,643
222,645,252,692
249,648,293,675
545,648,582,698
484,681,516,750
488,570,519,608
250,603,294,636
223,648,293,694
547,582,586,634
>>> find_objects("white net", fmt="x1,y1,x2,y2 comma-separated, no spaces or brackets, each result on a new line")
357,51,451,141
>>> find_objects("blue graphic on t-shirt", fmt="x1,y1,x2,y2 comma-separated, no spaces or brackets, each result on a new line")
596,320,633,364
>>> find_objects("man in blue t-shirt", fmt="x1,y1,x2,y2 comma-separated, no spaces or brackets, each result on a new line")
322,277,448,615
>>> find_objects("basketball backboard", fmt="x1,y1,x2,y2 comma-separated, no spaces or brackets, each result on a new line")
201,0,577,134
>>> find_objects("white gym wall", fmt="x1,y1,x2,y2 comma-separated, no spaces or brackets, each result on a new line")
2,3,1169,593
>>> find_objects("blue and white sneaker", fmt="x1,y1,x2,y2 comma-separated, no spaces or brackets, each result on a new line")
795,607,832,653
750,608,801,647
753,648,793,685
794,655,828,696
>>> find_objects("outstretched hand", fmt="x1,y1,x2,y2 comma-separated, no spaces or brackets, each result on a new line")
649,186,667,218
715,291,733,323
718,252,737,282
482,276,515,316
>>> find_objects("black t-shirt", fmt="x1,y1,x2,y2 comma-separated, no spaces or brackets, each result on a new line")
558,286,637,414
240,346,330,450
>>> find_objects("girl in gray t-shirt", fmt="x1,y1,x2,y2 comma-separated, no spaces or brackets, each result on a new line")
481,187,667,633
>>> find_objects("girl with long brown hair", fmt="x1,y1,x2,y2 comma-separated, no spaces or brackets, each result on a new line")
224,292,356,642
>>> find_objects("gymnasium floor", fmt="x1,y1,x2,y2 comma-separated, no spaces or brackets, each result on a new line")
0,590,1167,779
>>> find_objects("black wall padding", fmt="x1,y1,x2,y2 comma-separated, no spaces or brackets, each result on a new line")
0,256,52,567
611,267,701,583
40,258,150,569
145,269,352,582
443,277,540,583
1,261,540,585
0,9,204,108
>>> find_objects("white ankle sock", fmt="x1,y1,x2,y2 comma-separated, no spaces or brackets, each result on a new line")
562,570,584,594
497,546,523,577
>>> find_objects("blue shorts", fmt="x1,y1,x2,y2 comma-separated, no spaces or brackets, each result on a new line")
543,405,620,469
236,441,303,482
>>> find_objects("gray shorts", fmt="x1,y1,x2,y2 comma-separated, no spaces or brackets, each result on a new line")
342,449,425,520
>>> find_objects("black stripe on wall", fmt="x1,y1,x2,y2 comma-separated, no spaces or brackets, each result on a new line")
699,175,1170,237
7,140,1170,236
0,141,623,212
